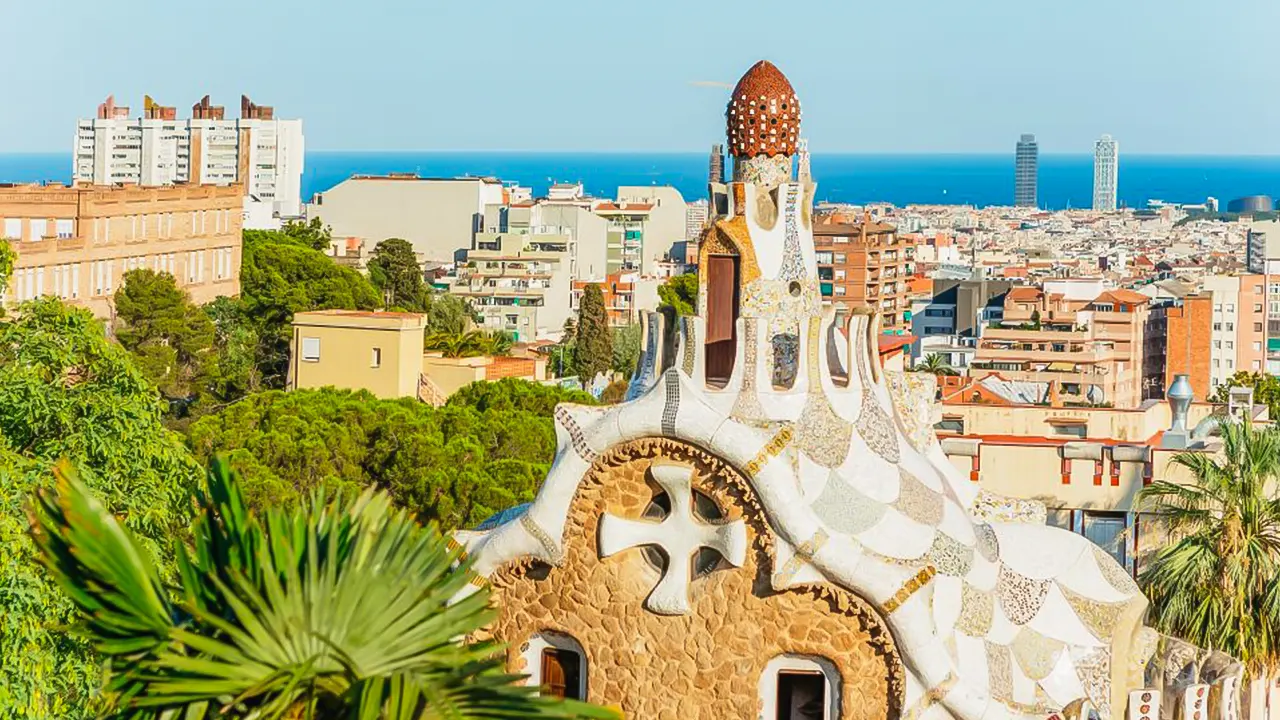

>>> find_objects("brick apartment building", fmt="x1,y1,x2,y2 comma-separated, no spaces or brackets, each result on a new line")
1,183,243,318
812,215,916,333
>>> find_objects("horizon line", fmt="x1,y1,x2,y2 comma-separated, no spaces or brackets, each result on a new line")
2,148,1280,158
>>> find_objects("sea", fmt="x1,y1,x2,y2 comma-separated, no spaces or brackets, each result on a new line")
2,151,1278,211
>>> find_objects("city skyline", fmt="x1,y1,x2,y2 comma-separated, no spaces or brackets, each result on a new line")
3,0,1279,155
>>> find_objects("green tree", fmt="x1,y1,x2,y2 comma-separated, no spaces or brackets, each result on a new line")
425,330,512,359
1212,371,1280,419
30,459,614,720
612,323,643,377
447,378,595,415
657,272,698,316
0,240,14,305
1138,420,1280,674
367,238,427,311
0,298,201,719
114,269,216,405
201,296,263,408
913,353,958,377
240,231,381,387
185,388,565,527
574,284,612,381
281,216,334,251
428,293,477,335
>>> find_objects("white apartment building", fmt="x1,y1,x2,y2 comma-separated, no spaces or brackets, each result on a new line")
73,95,304,223
447,232,574,342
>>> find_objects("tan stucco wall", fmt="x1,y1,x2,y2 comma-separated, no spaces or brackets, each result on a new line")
291,312,425,399
941,402,1216,442
485,438,903,720
421,357,487,397
308,178,499,262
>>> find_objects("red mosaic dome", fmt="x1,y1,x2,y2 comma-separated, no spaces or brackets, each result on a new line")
726,61,801,158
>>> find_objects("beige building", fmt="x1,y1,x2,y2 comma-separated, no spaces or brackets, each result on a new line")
289,309,546,404
488,199,611,283
448,232,574,342
972,285,1151,408
935,392,1262,576
0,183,243,318
307,174,508,263
289,310,427,399
615,185,689,274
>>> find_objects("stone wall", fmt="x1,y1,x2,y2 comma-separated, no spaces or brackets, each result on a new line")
486,437,903,719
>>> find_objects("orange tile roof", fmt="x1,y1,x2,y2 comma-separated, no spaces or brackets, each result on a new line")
1094,289,1150,305
1006,287,1042,302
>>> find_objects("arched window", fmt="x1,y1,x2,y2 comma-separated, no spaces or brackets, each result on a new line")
759,654,841,720
522,632,587,701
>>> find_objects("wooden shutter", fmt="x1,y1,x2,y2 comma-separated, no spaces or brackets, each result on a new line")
705,255,739,343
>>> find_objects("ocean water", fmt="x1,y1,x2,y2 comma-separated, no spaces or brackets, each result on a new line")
3,151,1278,211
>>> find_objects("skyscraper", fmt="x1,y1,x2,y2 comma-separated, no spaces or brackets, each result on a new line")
708,143,725,184
1014,134,1038,208
1093,134,1119,211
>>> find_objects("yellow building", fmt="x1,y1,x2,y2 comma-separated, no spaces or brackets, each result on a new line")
0,182,243,318
289,310,427,400
289,309,549,403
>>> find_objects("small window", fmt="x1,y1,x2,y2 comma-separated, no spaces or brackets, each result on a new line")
760,655,839,720
935,417,964,434
1053,423,1088,439
777,672,825,720
301,337,321,362
2,217,22,240
371,347,382,368
1083,511,1129,568
1256,323,1265,333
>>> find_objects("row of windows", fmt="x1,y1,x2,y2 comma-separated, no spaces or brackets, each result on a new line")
1,249,236,304
527,633,835,719
2,217,74,241
299,337,383,369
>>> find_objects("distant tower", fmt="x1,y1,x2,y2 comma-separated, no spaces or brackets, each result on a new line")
1015,134,1038,208
797,138,812,183
709,144,725,184
1093,134,1119,212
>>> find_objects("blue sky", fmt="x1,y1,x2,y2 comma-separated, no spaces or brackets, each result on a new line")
2,0,1278,154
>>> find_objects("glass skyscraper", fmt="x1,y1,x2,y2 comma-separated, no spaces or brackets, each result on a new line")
1014,134,1038,208
1093,134,1119,211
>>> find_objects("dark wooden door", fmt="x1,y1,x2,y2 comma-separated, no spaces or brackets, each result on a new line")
541,648,582,700
705,254,740,383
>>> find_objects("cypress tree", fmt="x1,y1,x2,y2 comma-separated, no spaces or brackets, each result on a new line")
574,284,612,381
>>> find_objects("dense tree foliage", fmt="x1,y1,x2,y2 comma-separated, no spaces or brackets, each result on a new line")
31,460,614,720
280,216,334,251
185,384,583,527
367,238,427,311
1213,371,1280,419
427,292,477,336
612,323,642,377
425,330,512,358
0,298,201,719
239,230,381,387
446,377,594,415
657,272,698,316
113,269,216,405
573,284,612,381
0,241,14,303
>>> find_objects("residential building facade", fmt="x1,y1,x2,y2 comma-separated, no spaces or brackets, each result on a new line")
972,285,1150,408
73,95,304,221
813,217,917,333
1,183,243,318
1092,134,1118,212
448,232,573,341
571,272,661,326
1014,133,1038,208
307,175,507,263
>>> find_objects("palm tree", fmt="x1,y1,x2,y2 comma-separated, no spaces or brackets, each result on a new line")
914,353,959,377
1138,420,1280,675
425,330,486,358
30,459,616,720
425,331,514,359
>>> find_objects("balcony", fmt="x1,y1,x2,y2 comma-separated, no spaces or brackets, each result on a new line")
975,346,1117,364
984,327,1088,342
